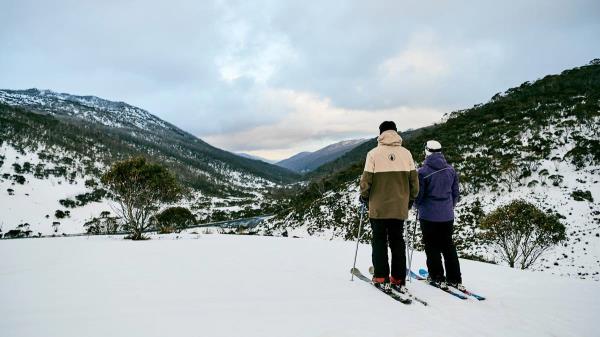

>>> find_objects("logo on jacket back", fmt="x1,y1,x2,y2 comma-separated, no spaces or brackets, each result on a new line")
388,153,396,161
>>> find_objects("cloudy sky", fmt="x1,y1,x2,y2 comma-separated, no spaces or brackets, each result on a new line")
1,0,599,160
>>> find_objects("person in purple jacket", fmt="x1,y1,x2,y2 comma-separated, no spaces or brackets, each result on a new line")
414,140,464,291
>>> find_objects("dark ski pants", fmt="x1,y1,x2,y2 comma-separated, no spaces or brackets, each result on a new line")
420,219,462,284
370,218,406,282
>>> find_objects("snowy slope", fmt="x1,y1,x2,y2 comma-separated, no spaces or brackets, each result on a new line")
456,152,600,280
0,88,298,235
0,142,267,235
261,63,600,281
1,234,598,337
0,88,173,132
262,146,600,281
0,143,112,235
0,89,298,189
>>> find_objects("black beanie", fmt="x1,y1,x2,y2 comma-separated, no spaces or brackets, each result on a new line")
379,121,397,134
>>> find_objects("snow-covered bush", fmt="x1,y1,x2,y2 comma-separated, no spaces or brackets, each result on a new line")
480,200,566,269
55,210,69,219
84,211,120,235
570,190,593,202
153,207,195,234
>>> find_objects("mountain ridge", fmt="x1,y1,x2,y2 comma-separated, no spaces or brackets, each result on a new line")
236,152,278,164
276,138,368,173
0,88,300,186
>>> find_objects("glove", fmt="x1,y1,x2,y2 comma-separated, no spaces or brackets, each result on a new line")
359,196,369,210
408,200,414,210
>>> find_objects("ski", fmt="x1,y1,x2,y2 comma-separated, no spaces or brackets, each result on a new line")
418,268,485,301
366,267,428,306
392,287,428,306
350,268,412,305
408,269,425,280
450,285,486,301
408,269,468,300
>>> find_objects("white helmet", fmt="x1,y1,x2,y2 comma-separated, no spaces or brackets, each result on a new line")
425,140,442,157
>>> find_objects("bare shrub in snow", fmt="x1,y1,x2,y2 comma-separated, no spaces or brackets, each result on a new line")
84,211,120,235
501,163,521,192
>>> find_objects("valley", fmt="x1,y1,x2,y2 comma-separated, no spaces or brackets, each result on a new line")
1,61,599,281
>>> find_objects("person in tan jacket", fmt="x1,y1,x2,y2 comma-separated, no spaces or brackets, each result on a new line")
359,121,419,292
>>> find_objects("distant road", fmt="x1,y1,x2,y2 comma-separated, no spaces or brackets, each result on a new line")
192,215,272,229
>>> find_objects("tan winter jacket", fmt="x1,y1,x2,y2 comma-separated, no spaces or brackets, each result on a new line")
360,130,419,220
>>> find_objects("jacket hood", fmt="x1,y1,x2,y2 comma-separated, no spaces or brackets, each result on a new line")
424,152,448,170
377,130,402,146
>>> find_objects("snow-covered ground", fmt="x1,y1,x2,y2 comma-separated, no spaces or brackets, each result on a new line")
1,234,598,337
0,143,112,235
0,142,269,235
263,136,600,280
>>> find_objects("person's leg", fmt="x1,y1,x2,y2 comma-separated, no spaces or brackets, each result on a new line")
440,220,462,284
420,219,444,282
370,218,389,282
387,219,406,285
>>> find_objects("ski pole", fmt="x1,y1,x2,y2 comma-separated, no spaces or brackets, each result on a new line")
407,159,420,283
407,210,418,283
405,213,412,283
351,204,365,281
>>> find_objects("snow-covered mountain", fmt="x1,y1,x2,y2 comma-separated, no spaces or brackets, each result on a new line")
276,138,368,173
0,89,176,133
0,89,298,236
261,61,600,281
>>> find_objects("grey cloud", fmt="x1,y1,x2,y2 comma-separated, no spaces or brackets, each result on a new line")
1,0,599,159
265,0,600,109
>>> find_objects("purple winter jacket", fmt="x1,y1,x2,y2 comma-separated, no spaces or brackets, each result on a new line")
414,153,460,222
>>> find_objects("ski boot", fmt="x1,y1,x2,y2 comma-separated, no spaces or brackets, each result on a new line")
449,282,466,292
372,277,392,294
427,276,449,290
390,276,407,294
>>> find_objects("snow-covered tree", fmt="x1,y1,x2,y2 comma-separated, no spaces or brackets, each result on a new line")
52,221,60,233
480,200,566,269
101,157,181,240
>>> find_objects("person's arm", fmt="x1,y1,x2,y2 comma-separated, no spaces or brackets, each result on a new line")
359,151,375,202
408,158,419,204
414,169,425,207
452,167,460,206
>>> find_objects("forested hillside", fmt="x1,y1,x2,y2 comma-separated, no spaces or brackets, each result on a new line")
0,90,299,235
0,90,299,189
261,60,600,280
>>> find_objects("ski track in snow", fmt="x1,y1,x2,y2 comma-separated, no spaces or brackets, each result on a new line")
1,234,598,337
